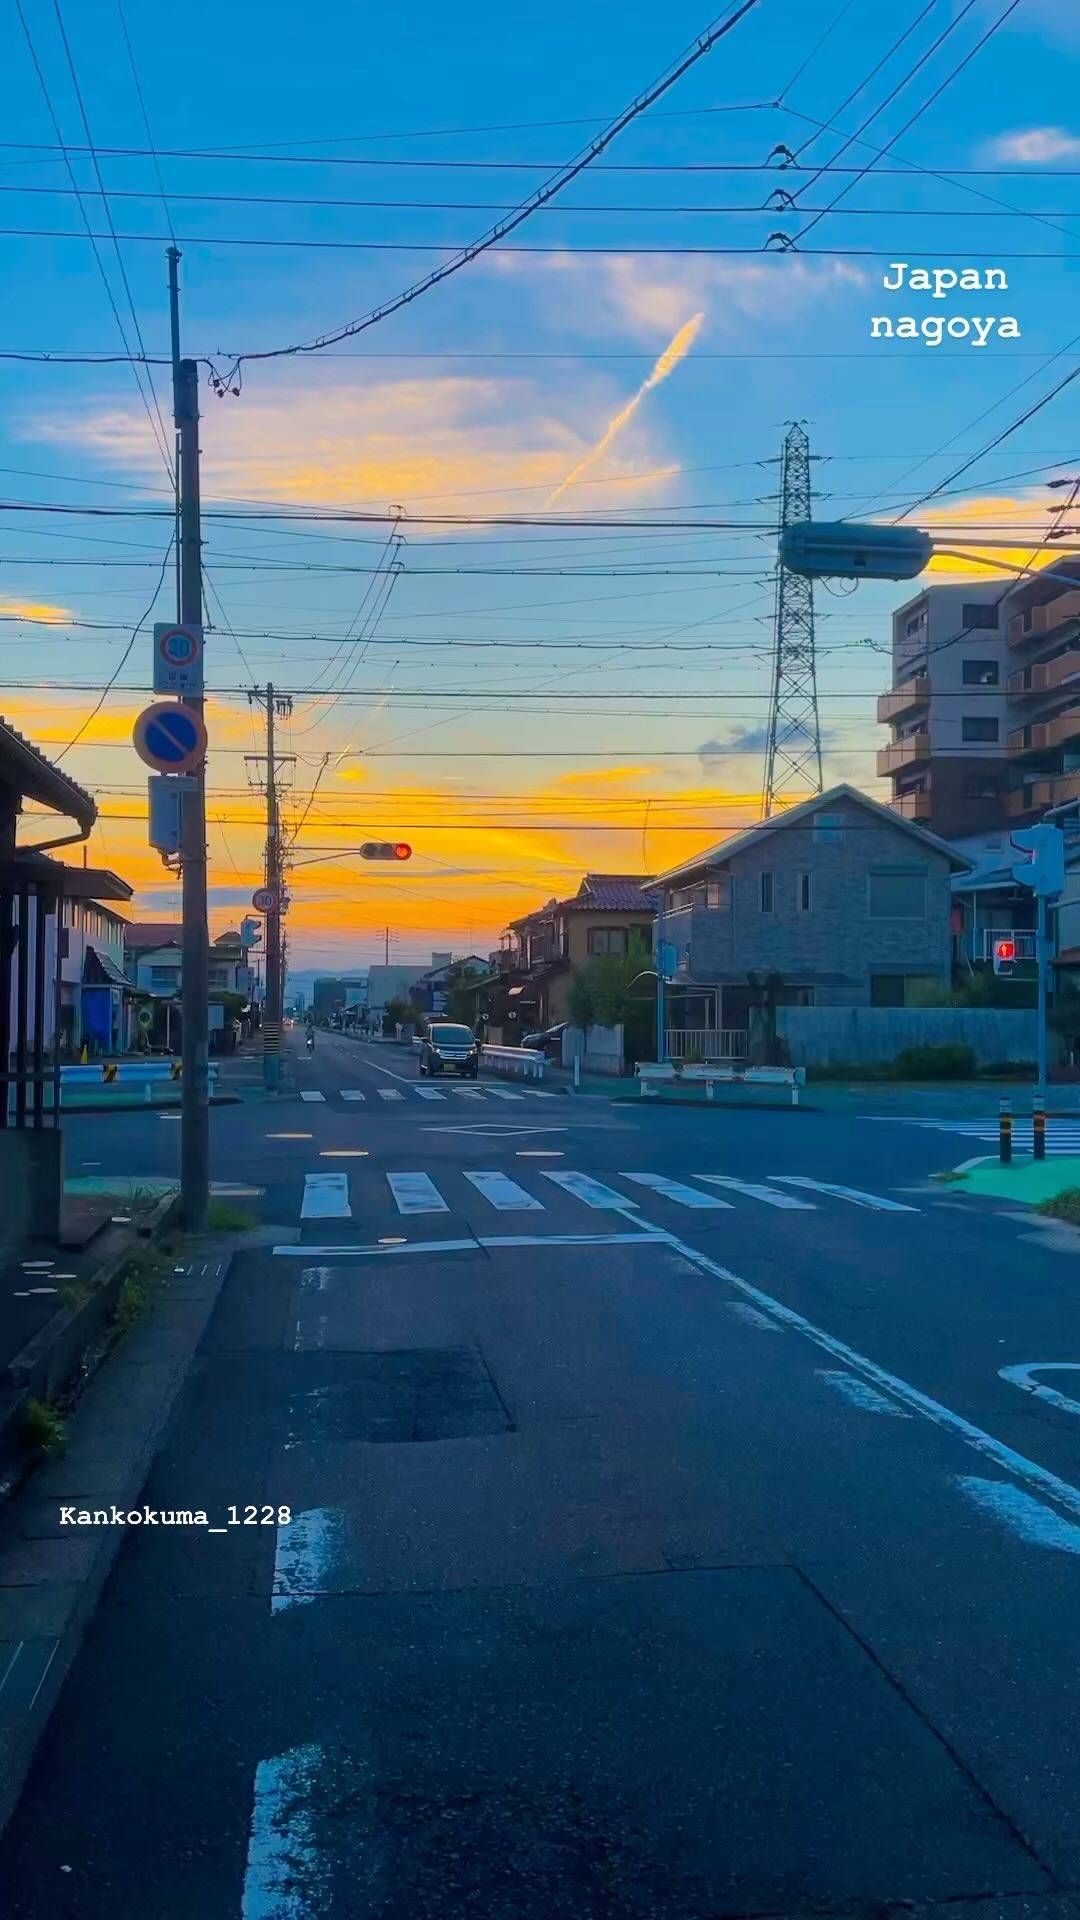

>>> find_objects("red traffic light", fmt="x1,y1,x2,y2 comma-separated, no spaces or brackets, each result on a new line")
995,939,1016,962
393,842,412,861
359,841,413,861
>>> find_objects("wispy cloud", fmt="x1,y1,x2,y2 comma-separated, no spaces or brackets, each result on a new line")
985,126,1080,163
0,599,74,625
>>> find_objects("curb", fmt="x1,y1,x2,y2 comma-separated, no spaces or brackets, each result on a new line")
59,1093,241,1116
0,1229,233,1834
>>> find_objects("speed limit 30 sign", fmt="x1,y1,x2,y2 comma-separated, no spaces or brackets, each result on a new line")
153,623,204,696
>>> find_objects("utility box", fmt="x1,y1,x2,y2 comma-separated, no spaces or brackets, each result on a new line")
148,775,196,855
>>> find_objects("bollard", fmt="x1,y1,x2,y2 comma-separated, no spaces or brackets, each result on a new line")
573,1056,580,1091
1033,1097,1046,1162
999,1098,1012,1165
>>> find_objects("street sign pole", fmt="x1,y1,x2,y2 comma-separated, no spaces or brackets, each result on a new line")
1037,890,1049,1102
655,888,666,1066
177,347,209,1230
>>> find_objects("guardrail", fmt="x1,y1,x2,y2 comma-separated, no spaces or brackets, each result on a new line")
638,1061,805,1106
479,1044,546,1082
59,1061,219,1103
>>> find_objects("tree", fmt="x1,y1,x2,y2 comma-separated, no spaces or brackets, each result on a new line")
382,994,410,1036
444,961,484,1025
567,937,656,1064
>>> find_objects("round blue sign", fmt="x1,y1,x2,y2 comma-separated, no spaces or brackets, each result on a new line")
133,700,207,774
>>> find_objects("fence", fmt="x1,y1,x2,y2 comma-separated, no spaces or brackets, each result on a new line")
775,1006,1039,1068
560,1024,625,1076
58,1060,220,1103
664,1028,748,1062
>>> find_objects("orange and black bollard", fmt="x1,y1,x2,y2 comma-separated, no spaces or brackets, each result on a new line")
1033,1097,1046,1162
999,1098,1012,1165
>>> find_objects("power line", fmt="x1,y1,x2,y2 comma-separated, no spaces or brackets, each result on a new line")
52,536,173,761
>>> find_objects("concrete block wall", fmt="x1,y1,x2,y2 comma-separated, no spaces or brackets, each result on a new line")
776,1005,1039,1067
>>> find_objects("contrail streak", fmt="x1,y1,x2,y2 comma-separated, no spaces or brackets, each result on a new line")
545,311,704,506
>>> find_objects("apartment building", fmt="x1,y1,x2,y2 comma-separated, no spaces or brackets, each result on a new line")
876,580,1007,836
1002,560,1080,821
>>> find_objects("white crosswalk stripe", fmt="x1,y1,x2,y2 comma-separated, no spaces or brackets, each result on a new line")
299,1091,325,1104
771,1176,917,1213
618,1172,731,1209
413,1086,446,1100
463,1170,544,1210
449,1087,483,1099
541,1170,639,1210
887,1117,1080,1154
301,1173,350,1220
485,1087,525,1101
376,1088,404,1102
340,1090,366,1102
387,1172,448,1215
697,1176,815,1210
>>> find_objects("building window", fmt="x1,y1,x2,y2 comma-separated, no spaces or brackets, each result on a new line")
871,974,907,1007
705,877,730,910
904,608,926,637
795,871,812,913
208,967,229,987
962,603,999,629
587,927,629,956
962,715,1000,743
150,966,180,989
868,868,927,919
962,659,999,686
759,872,774,914
814,811,845,842
963,774,1000,799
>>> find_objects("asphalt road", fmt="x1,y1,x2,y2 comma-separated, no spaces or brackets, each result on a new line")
5,1030,1080,1917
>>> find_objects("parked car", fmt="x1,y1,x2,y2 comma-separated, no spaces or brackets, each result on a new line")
418,1021,479,1079
522,1021,568,1058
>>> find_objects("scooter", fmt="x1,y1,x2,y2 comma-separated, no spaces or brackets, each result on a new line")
306,1031,315,1053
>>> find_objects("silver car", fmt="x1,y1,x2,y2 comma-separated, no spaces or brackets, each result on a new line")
419,1022,480,1079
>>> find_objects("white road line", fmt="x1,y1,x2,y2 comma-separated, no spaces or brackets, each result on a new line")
242,1743,325,1914
301,1173,351,1221
387,1171,449,1215
272,1231,669,1258
646,1219,1080,1528
770,1176,918,1213
817,1370,911,1417
999,1363,1080,1420
618,1172,732,1209
955,1476,1080,1555
376,1088,404,1102
698,1175,815,1210
298,1091,325,1104
463,1170,544,1211
271,1507,346,1613
727,1302,783,1332
414,1086,446,1100
541,1170,639,1210
485,1087,525,1101
340,1089,366,1102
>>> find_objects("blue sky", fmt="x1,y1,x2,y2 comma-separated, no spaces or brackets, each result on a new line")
1,0,1078,963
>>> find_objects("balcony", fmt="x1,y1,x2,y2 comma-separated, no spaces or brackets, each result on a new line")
1007,770,1080,817
1006,651,1080,700
876,674,930,724
876,731,930,778
1007,705,1080,757
1008,589,1080,649
893,789,931,821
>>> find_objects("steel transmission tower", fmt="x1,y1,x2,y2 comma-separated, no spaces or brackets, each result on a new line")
762,422,823,818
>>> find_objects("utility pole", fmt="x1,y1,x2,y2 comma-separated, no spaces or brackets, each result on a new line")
384,926,390,966
249,684,293,1089
173,322,209,1227
762,422,824,819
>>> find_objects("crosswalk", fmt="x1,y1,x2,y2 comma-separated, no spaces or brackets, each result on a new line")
294,1166,920,1224
300,1083,559,1106
883,1117,1080,1154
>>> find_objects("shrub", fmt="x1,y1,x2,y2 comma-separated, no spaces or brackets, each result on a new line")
21,1398,67,1458
891,1043,976,1080
1035,1188,1080,1226
980,1059,1037,1079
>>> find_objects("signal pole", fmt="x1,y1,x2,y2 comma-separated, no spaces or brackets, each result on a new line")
762,422,824,819
170,278,209,1227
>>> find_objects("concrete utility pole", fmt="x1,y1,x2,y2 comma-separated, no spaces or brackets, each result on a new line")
251,684,293,1089
175,353,209,1228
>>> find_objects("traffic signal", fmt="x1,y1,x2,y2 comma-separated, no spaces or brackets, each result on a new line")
1010,823,1066,897
359,842,412,861
993,938,1016,977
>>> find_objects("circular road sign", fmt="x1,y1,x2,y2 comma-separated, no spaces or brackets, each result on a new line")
158,625,202,670
137,1005,154,1031
133,701,207,775
251,886,278,914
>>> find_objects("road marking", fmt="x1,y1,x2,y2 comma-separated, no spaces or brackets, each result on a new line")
272,1231,669,1258
770,1176,917,1212
1000,1362,1080,1419
955,1476,1080,1555
463,1170,544,1211
541,1170,639,1210
618,1172,732,1209
300,1266,331,1293
485,1087,525,1101
242,1743,326,1917
387,1171,449,1215
376,1088,404,1102
817,1370,911,1417
727,1302,782,1332
298,1091,325,1104
449,1087,483,1098
301,1173,351,1221
414,1086,446,1100
271,1506,346,1613
644,1220,1080,1526
698,1175,815,1210
422,1123,568,1138
340,1089,366,1102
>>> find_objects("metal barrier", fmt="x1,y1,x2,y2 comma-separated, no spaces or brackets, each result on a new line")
665,1028,748,1062
479,1044,546,1082
638,1061,805,1107
59,1060,219,1103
